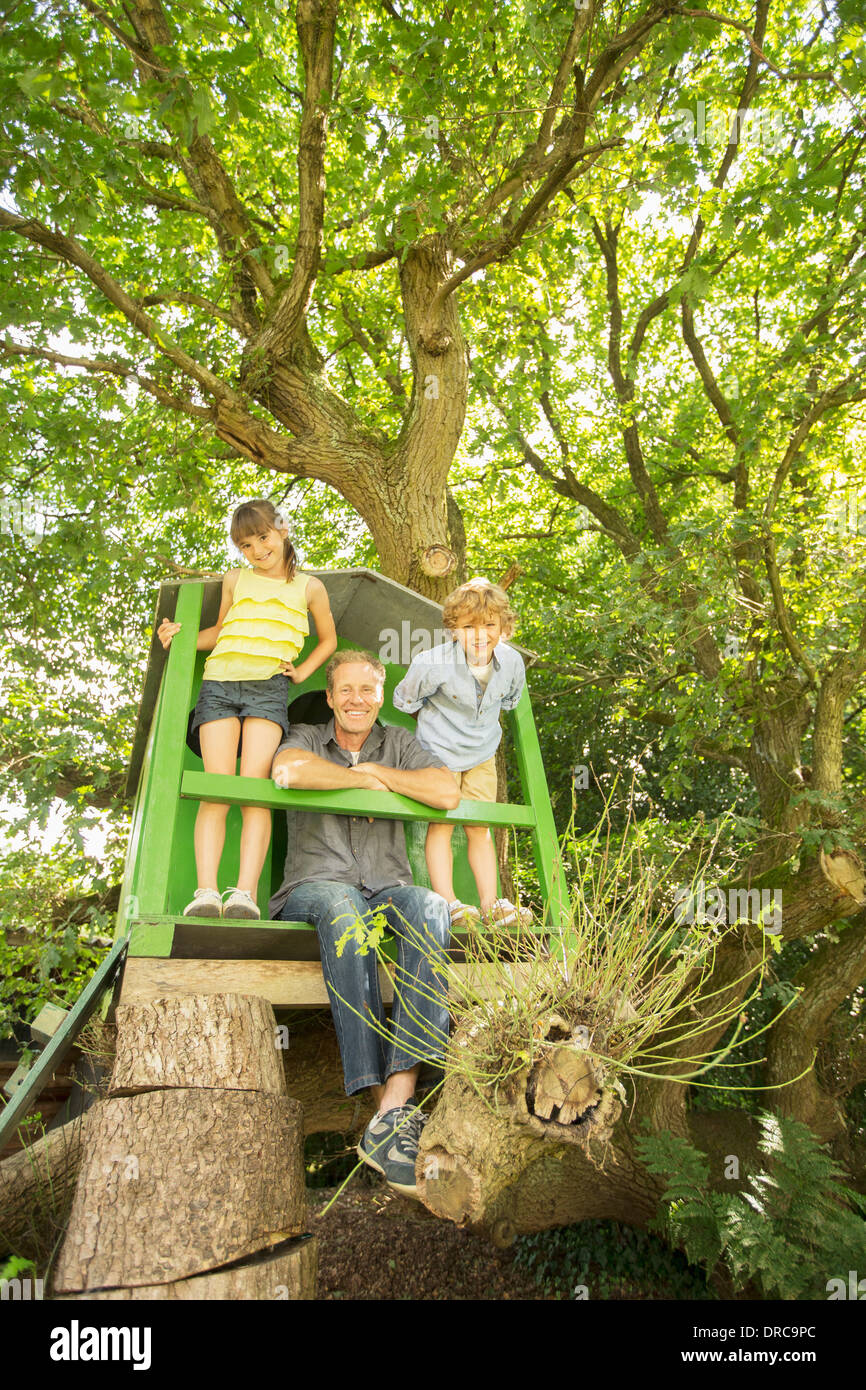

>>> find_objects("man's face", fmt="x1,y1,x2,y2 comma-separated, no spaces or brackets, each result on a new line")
327,662,384,738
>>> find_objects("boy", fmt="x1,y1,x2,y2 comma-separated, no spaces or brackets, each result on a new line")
393,578,532,928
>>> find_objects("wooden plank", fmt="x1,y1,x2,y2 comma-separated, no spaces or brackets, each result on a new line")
119,956,530,1007
121,958,334,1007
30,1003,70,1045
0,936,128,1153
181,770,536,828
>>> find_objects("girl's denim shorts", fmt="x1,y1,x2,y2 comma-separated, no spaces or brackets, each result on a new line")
190,673,291,738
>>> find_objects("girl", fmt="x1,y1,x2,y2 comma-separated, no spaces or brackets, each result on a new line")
157,499,337,920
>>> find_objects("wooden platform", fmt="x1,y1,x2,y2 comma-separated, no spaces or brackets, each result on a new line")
119,956,530,1007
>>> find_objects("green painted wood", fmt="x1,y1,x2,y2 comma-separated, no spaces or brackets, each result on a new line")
29,1003,70,1045
128,915,323,963
134,584,202,915
0,935,129,1151
129,920,176,957
180,770,537,827
509,691,570,933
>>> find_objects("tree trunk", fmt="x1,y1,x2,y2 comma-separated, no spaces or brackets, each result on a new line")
57,1238,316,1301
0,1115,86,1259
53,993,315,1299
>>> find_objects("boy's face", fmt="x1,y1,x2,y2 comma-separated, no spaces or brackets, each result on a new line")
451,610,503,666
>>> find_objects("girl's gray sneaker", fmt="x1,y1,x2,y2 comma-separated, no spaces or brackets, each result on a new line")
183,888,222,918
357,1104,429,1197
221,888,260,920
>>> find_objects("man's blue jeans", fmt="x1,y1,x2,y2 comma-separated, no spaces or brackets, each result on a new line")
276,881,451,1095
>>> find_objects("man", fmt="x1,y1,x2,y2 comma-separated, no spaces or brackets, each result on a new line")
269,649,460,1196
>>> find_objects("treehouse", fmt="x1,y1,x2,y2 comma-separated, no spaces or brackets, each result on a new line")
115,570,569,1008
0,570,572,1299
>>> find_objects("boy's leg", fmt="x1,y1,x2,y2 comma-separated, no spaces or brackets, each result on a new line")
465,823,498,917
425,821,456,902
459,757,499,916
236,717,284,897
196,717,241,889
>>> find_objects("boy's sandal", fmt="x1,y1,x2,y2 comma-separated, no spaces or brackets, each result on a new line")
484,898,533,929
221,887,261,920
183,888,223,918
448,900,482,925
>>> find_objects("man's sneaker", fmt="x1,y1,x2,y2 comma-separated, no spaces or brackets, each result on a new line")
484,897,533,929
449,900,482,926
221,888,260,920
183,888,223,918
357,1104,429,1197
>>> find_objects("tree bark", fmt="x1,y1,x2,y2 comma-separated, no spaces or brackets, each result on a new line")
0,1115,86,1259
109,994,286,1095
57,1236,316,1301
53,993,314,1298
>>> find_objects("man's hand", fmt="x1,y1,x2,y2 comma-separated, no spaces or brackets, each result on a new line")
273,749,388,793
352,760,460,809
346,766,389,793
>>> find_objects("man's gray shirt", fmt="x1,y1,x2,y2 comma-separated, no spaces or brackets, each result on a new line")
267,718,448,919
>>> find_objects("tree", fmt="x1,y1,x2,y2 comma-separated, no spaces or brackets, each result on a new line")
2,0,866,1244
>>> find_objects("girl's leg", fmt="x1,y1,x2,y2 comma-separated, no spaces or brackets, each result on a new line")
196,718,241,889
464,823,498,916
236,718,285,896
425,821,456,903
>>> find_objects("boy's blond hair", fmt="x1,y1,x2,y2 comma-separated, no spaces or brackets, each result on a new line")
442,578,516,638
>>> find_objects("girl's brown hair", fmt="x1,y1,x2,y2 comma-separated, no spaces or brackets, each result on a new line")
442,578,516,637
230,499,297,580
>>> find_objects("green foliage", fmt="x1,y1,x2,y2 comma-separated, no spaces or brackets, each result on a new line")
0,845,111,1038
514,1217,714,1301
0,0,865,1182
636,1113,866,1299
0,1254,37,1281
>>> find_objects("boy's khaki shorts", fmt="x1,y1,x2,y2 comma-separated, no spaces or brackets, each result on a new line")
453,755,497,803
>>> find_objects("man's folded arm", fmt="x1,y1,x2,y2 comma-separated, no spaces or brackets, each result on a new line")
273,748,385,792
352,761,460,809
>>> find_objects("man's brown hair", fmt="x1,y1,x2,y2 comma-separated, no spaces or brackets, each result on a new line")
442,579,516,638
326,649,386,694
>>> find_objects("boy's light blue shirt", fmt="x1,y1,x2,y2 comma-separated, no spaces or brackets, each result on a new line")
392,639,526,772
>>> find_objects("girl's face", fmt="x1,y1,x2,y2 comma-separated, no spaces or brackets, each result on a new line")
235,522,288,577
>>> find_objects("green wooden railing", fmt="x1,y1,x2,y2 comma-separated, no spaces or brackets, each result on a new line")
179,771,536,827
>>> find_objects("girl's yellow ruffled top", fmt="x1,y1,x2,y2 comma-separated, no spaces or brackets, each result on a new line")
203,570,310,682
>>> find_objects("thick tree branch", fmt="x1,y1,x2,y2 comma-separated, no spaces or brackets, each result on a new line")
252,0,338,356
764,914,866,1139
0,338,212,418
535,2,594,154
106,0,275,307
762,531,818,686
